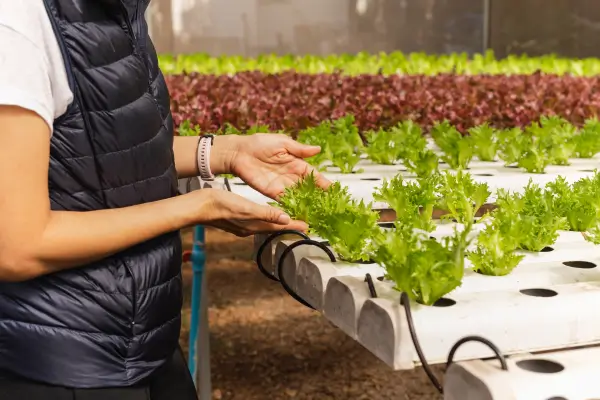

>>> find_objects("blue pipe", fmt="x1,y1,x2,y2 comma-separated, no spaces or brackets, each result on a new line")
187,225,206,386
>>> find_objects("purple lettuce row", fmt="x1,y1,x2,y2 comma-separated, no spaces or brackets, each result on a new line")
166,71,600,135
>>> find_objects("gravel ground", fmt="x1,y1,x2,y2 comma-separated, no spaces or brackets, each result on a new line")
179,228,443,400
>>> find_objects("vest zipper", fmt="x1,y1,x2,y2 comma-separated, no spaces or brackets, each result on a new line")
117,1,142,335
124,262,137,332
120,1,153,87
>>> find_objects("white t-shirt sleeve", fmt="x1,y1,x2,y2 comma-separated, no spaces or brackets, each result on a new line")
0,25,55,131
0,0,74,135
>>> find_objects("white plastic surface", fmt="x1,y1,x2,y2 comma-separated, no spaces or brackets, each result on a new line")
356,279,600,369
253,224,600,372
227,156,599,206
445,346,600,400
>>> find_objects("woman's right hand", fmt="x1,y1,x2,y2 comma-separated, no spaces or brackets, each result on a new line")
191,189,307,237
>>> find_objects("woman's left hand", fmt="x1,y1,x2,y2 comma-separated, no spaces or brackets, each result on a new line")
226,134,331,200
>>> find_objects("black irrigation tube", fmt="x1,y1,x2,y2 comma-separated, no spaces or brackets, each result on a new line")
255,230,309,281
446,336,508,371
364,273,378,298
400,292,444,393
277,239,336,310
384,292,509,394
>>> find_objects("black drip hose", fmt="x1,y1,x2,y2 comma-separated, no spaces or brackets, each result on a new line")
277,239,336,309
255,230,309,281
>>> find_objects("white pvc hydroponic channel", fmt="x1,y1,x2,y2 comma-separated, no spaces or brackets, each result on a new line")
191,151,600,400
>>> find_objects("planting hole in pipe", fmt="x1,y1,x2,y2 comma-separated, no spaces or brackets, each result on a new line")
580,169,596,173
432,297,456,307
360,177,381,181
233,182,247,186
474,173,494,176
519,288,558,298
378,222,395,229
546,397,568,400
540,246,554,252
516,359,564,373
563,260,597,269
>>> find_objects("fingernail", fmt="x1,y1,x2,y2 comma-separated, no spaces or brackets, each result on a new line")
278,214,291,224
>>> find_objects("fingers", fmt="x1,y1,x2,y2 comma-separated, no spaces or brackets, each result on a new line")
241,219,308,235
284,138,322,159
237,198,292,225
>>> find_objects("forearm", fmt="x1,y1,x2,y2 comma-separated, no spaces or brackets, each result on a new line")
172,135,240,178
2,193,203,281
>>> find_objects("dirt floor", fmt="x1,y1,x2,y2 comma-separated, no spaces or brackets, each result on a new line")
180,228,443,400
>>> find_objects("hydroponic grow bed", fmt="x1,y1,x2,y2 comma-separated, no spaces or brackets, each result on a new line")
198,146,600,399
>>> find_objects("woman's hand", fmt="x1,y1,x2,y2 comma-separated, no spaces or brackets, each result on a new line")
227,134,331,200
193,189,307,237
175,133,330,200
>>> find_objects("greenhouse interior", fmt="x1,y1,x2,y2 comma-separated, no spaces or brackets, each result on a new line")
2,0,600,400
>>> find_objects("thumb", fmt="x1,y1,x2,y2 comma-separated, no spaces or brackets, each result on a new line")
285,139,321,159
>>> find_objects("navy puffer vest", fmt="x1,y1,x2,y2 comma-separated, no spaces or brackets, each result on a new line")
0,0,182,388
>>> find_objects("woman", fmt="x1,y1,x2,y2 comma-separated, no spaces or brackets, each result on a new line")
0,0,328,398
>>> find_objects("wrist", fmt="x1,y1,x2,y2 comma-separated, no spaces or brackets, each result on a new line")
208,135,242,176
181,189,214,226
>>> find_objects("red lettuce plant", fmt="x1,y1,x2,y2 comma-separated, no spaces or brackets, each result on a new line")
167,72,600,135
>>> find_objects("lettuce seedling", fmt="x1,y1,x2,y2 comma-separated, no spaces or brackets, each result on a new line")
497,127,525,166
572,117,600,158
365,121,427,166
431,121,474,170
517,123,553,173
495,182,567,252
277,176,379,261
297,121,333,169
403,148,440,178
517,117,576,172
584,224,600,245
436,170,491,225
219,122,243,135
178,120,202,136
539,116,576,165
374,225,469,306
328,115,364,173
468,122,497,161
365,128,400,165
545,172,600,232
386,121,440,177
395,120,425,158
311,193,380,262
373,173,440,232
277,172,326,223
468,216,525,276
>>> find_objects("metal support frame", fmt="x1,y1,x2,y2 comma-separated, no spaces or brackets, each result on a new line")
483,0,491,52
186,225,212,399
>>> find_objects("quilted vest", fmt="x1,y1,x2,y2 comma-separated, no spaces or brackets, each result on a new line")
0,0,182,388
